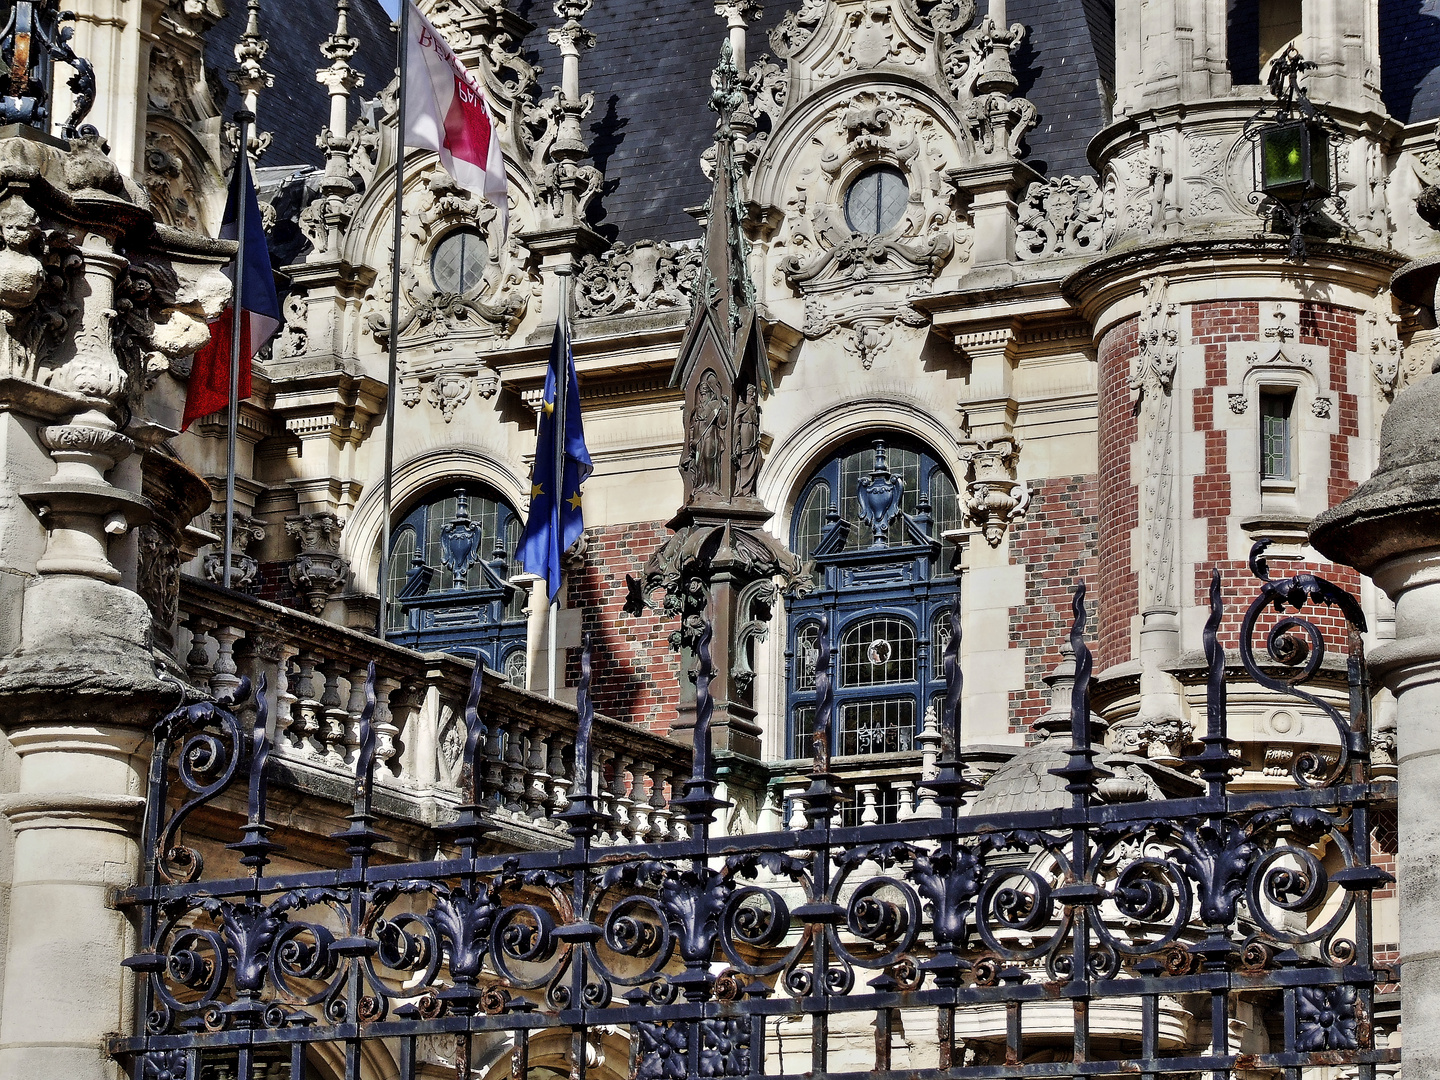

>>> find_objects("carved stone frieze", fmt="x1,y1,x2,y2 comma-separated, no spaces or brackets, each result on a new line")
1367,300,1406,397
958,436,1031,546
574,240,704,318
138,523,182,629
286,513,350,614
1015,175,1105,261
769,0,828,57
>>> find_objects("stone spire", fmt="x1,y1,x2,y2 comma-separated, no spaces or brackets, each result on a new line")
625,42,807,764
537,0,600,232
308,0,364,258
229,0,275,160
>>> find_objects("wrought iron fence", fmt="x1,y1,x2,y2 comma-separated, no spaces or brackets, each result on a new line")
114,542,1397,1080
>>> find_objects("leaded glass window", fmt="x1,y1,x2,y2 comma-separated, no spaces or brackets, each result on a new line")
785,435,957,760
431,228,488,294
1261,391,1294,481
844,165,909,235
385,484,527,669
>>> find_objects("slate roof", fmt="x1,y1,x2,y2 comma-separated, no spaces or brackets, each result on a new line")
196,0,1115,244
1380,0,1440,124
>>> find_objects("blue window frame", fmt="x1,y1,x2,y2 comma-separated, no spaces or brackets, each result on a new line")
385,485,527,679
784,438,961,760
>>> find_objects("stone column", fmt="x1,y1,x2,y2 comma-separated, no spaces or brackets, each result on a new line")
1311,371,1440,1075
0,131,230,1080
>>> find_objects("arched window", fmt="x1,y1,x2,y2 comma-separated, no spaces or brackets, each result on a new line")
385,484,527,674
784,437,960,760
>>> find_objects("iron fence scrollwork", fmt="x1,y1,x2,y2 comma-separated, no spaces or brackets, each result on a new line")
116,541,1397,1079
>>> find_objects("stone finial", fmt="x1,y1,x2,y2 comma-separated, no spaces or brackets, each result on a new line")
308,0,364,257
229,0,275,160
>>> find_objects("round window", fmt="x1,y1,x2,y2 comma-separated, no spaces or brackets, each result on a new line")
844,165,909,234
430,228,488,294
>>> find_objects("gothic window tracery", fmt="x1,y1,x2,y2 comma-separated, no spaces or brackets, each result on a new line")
385,484,527,671
784,437,961,760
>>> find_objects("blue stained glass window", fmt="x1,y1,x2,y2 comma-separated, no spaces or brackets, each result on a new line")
785,436,958,759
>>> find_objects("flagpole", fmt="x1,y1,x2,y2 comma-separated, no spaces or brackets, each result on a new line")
223,109,253,592
379,0,410,642
548,269,571,699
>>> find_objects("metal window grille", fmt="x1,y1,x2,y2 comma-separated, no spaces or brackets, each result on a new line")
839,697,916,755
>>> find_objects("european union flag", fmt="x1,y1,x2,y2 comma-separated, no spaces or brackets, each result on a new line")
519,319,592,599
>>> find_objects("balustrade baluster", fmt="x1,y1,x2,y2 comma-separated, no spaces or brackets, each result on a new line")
548,735,572,820
503,723,529,813
610,753,633,842
593,748,616,844
856,782,880,826
484,725,506,810
893,779,916,822
293,651,322,755
374,676,401,778
344,663,369,769
320,660,348,767
274,642,299,748
183,616,215,693
628,762,653,842
649,767,673,842
210,625,245,704
786,783,807,832
526,728,551,819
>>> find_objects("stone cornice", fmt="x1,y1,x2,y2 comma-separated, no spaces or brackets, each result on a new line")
1062,234,1405,340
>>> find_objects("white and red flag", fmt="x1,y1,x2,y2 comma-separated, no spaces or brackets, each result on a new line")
379,0,508,236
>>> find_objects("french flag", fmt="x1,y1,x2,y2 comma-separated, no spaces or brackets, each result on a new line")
182,155,281,430
380,0,508,237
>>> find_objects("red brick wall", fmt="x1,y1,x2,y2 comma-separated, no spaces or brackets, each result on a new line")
566,521,683,735
1007,475,1098,733
1297,302,1360,505
1191,302,1260,563
1196,558,1363,654
1097,317,1139,672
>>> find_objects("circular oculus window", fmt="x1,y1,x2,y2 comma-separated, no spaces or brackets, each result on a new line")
430,228,489,294
844,165,909,235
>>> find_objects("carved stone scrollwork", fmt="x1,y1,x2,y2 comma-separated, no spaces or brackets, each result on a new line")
959,437,1031,547
204,512,267,590
286,512,349,614
959,91,1038,161
573,240,704,318
769,0,827,58
363,170,537,420
1015,175,1106,261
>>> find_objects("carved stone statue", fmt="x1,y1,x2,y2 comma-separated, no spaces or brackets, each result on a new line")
732,383,762,497
683,369,730,494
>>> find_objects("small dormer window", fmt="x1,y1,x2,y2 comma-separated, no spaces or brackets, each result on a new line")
844,165,909,234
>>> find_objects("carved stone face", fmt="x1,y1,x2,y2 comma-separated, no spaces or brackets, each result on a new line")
0,199,39,251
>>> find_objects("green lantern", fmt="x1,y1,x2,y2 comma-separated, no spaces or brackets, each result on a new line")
1259,119,1331,203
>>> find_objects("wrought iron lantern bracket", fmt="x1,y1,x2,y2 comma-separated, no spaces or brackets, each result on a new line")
1242,45,1346,261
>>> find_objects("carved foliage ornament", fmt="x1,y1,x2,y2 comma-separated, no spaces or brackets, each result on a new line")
959,437,1031,547
573,240,704,318
1015,175,1106,262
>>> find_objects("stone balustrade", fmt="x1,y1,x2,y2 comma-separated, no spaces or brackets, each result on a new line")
176,575,692,847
